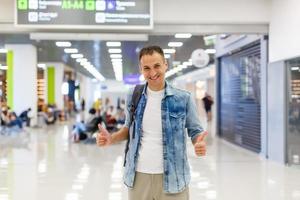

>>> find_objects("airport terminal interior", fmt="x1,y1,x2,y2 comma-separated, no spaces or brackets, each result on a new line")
1,0,300,199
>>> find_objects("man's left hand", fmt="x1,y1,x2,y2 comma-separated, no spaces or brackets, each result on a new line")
194,131,208,156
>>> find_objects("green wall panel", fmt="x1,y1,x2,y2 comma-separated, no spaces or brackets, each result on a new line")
47,67,55,104
7,50,14,109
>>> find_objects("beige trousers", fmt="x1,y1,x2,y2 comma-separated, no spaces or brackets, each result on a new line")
128,172,189,200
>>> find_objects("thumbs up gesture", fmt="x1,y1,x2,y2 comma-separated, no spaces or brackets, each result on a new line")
96,124,112,147
194,131,208,156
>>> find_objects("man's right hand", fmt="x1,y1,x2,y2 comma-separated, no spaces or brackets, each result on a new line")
96,124,112,146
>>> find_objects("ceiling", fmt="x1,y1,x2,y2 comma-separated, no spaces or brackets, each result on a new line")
0,34,214,81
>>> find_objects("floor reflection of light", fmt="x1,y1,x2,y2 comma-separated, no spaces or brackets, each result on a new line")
72,184,83,190
268,179,276,185
38,159,47,174
109,192,122,200
0,159,8,168
71,164,91,193
205,190,217,199
111,171,122,179
0,194,9,200
65,192,79,200
292,190,300,198
63,125,69,152
109,156,123,199
191,171,200,178
110,183,122,189
197,181,210,189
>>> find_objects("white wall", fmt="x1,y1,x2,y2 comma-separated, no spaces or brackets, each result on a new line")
0,0,14,23
154,0,271,25
267,61,286,163
269,0,300,62
101,80,128,109
5,44,38,126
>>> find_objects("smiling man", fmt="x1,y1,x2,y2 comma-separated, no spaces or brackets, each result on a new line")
97,45,207,200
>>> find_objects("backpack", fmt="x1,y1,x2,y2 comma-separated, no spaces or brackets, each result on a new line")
123,84,145,166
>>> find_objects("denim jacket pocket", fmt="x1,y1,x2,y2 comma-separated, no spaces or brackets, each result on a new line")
169,111,185,119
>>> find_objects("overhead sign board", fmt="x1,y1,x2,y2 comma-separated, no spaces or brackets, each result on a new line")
15,0,153,29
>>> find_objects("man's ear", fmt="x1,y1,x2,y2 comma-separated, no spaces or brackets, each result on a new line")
164,60,168,70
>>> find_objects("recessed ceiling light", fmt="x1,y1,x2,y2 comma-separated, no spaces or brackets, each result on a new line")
56,41,71,47
71,54,83,58
163,49,176,54
76,58,87,63
37,63,46,69
0,49,8,53
64,48,78,54
168,42,183,47
110,54,122,59
106,42,121,47
204,49,216,54
108,48,122,54
175,33,192,38
164,54,171,59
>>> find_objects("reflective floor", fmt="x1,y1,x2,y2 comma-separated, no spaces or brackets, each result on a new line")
1,122,300,200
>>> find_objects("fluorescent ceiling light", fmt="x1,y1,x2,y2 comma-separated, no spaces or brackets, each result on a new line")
205,49,216,54
110,54,122,59
37,63,46,68
0,65,8,70
64,48,78,54
112,62,122,66
175,33,192,38
106,42,121,47
111,58,122,62
204,35,217,40
81,61,91,66
76,58,87,63
113,64,122,67
183,61,192,66
0,49,8,53
55,41,71,47
71,54,84,58
108,48,122,54
168,42,183,47
164,54,171,59
163,49,176,54
291,67,300,71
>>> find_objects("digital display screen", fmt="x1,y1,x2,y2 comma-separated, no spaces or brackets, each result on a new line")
16,0,152,29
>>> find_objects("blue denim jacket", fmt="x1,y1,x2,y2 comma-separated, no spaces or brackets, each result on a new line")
123,82,204,193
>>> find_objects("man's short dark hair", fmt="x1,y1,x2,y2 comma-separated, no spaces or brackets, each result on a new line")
139,45,165,61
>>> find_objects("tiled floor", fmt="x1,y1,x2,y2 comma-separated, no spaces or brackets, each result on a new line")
1,122,300,200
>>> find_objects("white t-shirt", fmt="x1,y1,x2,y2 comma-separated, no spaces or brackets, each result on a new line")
136,87,164,174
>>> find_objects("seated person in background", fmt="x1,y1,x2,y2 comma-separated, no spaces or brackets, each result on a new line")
115,108,126,129
37,105,57,125
104,105,117,131
1,107,9,126
72,108,102,142
6,112,23,133
19,108,32,127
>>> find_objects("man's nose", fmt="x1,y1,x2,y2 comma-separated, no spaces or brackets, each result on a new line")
149,69,156,77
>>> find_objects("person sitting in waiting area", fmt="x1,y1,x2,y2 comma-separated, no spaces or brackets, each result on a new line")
19,108,32,127
72,108,102,142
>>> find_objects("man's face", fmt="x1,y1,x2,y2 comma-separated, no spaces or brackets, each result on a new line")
139,52,168,90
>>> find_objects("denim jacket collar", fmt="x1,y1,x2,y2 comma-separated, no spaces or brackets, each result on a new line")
142,81,175,98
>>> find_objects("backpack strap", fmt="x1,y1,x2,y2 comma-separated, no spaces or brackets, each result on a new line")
124,84,145,166
130,84,145,137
